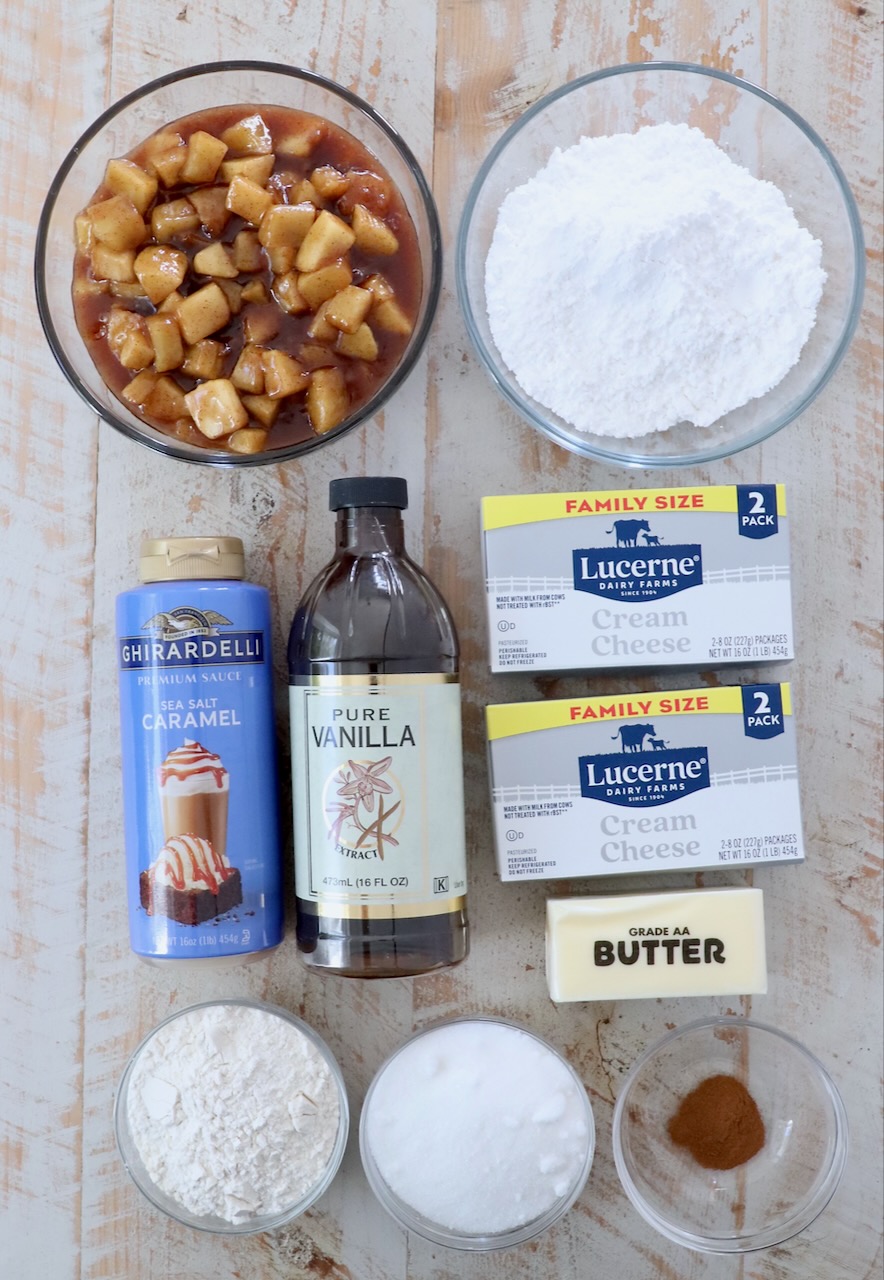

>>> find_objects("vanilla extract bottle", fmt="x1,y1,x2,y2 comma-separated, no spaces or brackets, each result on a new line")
288,476,469,977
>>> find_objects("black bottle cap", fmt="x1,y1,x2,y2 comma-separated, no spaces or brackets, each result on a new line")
329,477,409,511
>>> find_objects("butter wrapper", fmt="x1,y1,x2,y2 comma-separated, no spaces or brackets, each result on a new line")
546,887,767,1002
486,684,804,881
482,485,793,673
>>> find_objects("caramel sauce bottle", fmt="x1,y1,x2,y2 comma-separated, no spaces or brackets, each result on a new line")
288,477,469,976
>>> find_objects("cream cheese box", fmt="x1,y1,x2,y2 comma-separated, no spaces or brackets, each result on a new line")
486,684,804,881
482,485,793,672
546,888,767,1002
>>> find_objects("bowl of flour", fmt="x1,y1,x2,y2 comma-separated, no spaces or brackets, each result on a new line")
457,62,864,466
114,999,349,1233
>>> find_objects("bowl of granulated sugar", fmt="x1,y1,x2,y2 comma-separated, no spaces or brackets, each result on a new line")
359,1016,595,1250
457,62,864,467
114,998,349,1233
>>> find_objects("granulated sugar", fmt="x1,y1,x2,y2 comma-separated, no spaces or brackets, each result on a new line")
485,123,826,437
125,1003,341,1222
363,1020,592,1235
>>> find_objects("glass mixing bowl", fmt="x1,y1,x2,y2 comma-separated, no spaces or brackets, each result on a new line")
114,998,349,1233
612,1016,848,1253
457,61,864,467
35,61,441,465
359,1015,595,1251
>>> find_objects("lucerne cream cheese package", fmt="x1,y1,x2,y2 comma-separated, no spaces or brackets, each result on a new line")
486,684,804,881
481,485,793,672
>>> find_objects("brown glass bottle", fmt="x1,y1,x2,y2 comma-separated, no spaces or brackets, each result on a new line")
288,476,469,976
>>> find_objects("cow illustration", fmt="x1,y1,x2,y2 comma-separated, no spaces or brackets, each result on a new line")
611,723,654,752
606,518,650,546
642,532,663,546
648,737,669,750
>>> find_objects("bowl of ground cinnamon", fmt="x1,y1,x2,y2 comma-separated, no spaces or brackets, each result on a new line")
611,1016,847,1254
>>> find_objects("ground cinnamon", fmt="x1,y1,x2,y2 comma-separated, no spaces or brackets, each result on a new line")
667,1073,765,1170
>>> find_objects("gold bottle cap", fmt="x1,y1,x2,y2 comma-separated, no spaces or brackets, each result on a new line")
139,536,245,583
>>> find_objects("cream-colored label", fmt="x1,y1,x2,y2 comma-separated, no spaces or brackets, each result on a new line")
546,888,767,1002
290,675,467,914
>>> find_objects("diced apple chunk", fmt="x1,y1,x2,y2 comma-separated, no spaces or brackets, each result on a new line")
220,154,275,185
189,186,231,237
306,299,338,342
145,375,189,422
151,198,200,243
180,130,227,184
228,426,269,454
351,204,399,255
242,304,280,345
106,308,147,359
336,322,378,361
233,229,264,273
298,260,352,309
181,339,225,380
75,213,94,253
158,289,185,314
271,271,309,315
184,378,248,438
326,285,372,334
104,158,158,214
310,166,350,199
241,394,281,428
108,281,147,299
363,273,396,306
298,342,337,371
149,144,188,188
89,195,147,252
372,298,413,336
217,279,243,315
119,325,154,370
133,246,188,305
259,202,316,250
276,118,325,157
295,210,356,272
226,174,274,226
91,244,136,283
266,245,296,275
121,369,159,406
175,282,231,344
241,279,270,306
145,314,184,372
220,114,273,154
231,344,266,394
262,349,309,399
192,242,238,279
306,366,349,434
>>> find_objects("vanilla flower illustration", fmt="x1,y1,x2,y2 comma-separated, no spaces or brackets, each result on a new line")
326,801,358,845
336,757,394,813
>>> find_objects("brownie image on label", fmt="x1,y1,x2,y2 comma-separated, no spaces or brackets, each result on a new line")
139,833,243,926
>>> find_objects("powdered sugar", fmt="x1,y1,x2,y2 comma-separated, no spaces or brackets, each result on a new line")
125,1003,342,1223
363,1020,591,1234
485,123,826,438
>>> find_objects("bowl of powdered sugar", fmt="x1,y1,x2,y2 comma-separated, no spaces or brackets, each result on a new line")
457,62,864,466
359,1016,595,1250
114,999,349,1233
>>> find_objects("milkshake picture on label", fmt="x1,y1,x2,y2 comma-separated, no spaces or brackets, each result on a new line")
288,476,469,977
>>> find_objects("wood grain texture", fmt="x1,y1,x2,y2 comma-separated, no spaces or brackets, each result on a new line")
1,0,881,1277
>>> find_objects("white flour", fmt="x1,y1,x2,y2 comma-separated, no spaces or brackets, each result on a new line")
125,1003,342,1222
485,122,826,438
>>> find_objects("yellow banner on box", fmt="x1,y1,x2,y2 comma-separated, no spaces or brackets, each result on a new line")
486,685,792,740
482,485,787,531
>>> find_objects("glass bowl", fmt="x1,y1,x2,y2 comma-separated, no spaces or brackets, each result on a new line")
359,1015,595,1250
457,61,864,467
35,60,441,466
114,998,349,1233
612,1016,848,1253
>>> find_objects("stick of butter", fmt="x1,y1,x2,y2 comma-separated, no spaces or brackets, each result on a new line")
546,887,766,1002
